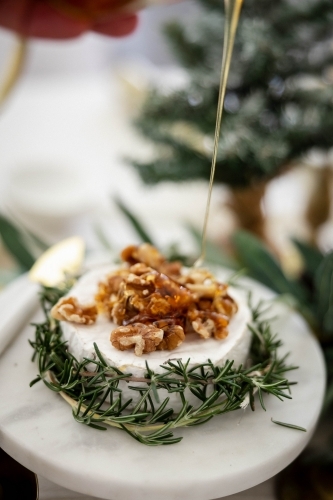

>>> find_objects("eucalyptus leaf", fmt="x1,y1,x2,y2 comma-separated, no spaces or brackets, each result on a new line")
292,239,323,278
8,212,49,255
165,242,193,265
93,223,113,252
324,347,333,377
23,228,49,254
0,214,35,270
323,380,333,412
0,269,21,287
187,224,238,269
232,230,308,303
115,197,155,245
315,252,333,336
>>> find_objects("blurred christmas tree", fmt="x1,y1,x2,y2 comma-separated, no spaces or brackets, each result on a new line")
132,0,333,241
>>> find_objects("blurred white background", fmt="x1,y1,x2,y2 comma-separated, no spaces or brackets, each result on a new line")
0,1,217,256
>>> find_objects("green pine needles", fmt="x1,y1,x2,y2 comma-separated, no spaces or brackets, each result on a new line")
132,0,333,188
29,285,298,446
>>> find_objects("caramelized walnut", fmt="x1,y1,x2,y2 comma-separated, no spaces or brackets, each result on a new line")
51,297,97,325
180,267,237,335
191,318,215,339
213,293,238,317
188,305,229,340
121,244,165,269
183,269,228,299
129,263,152,276
153,319,185,351
159,261,182,278
121,244,182,278
112,268,193,326
110,323,163,356
95,268,130,316
110,248,236,348
186,282,220,299
177,267,214,286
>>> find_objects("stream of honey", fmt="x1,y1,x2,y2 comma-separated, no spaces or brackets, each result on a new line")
195,0,244,267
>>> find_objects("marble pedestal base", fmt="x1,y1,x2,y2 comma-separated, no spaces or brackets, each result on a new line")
0,275,326,500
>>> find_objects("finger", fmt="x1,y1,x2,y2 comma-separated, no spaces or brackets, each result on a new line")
93,14,138,37
0,0,138,39
0,0,31,33
0,0,89,39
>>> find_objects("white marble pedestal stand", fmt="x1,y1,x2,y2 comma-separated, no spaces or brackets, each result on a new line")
37,474,275,499
0,276,326,500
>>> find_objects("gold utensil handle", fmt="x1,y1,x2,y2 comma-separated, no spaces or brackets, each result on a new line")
0,36,28,108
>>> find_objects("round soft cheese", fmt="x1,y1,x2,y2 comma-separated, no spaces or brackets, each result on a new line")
61,266,251,372
61,265,252,409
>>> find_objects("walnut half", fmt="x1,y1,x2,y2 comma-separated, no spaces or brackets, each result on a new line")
110,323,164,356
188,306,229,340
121,244,182,278
153,319,185,351
51,297,97,325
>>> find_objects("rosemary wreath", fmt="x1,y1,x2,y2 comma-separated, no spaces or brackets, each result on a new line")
29,285,301,446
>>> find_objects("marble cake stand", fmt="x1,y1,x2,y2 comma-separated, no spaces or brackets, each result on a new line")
0,274,326,500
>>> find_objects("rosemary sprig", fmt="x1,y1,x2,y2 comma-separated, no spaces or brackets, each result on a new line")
271,418,307,432
29,286,298,446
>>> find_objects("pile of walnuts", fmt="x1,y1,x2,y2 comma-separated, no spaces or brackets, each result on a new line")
51,244,238,357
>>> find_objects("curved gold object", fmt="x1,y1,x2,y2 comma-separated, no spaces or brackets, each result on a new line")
0,36,28,108
29,236,85,287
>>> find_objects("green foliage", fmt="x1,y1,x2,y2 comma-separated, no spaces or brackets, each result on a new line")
315,253,333,335
292,239,323,279
324,347,333,412
187,224,238,269
229,227,333,451
115,197,154,245
232,230,333,341
93,223,113,253
132,0,333,188
232,230,308,303
0,214,36,270
271,419,306,432
0,213,50,272
114,198,237,267
164,22,207,69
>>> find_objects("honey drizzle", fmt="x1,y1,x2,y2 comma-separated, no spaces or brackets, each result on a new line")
195,0,244,267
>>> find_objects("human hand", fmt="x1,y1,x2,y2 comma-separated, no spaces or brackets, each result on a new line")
0,0,138,39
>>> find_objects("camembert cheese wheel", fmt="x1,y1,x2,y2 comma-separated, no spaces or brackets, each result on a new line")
60,265,252,410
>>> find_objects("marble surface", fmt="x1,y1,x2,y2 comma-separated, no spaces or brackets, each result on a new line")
0,275,326,500
0,274,39,355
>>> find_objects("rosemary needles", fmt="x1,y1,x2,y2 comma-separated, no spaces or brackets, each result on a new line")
29,286,298,446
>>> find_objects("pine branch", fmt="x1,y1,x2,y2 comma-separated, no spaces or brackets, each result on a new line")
131,0,333,189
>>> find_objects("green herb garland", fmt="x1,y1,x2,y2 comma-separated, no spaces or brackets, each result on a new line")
29,285,299,446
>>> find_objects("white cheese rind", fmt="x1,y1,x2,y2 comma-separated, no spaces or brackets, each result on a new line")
61,265,252,409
